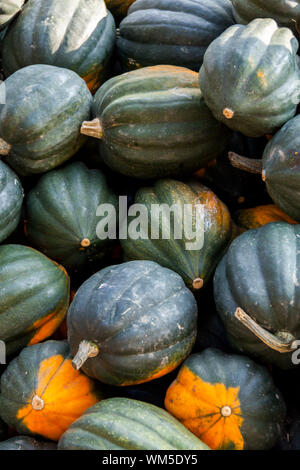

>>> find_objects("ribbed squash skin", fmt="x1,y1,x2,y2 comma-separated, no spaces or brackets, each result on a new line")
58,398,209,450
235,204,297,232
121,179,234,290
165,348,286,450
117,0,235,71
26,162,118,271
0,64,92,176
261,115,300,222
106,0,136,21
0,341,101,441
0,436,57,450
68,260,197,386
199,19,300,137
232,0,300,34
2,0,116,93
0,160,23,243
214,223,300,369
0,0,24,30
91,65,231,179
0,245,70,355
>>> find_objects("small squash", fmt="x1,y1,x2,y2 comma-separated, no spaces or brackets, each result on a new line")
0,0,24,30
0,436,57,450
214,223,300,369
165,348,286,450
26,162,118,271
231,0,300,34
0,244,70,355
121,179,234,291
199,19,300,137
58,397,209,450
2,0,116,93
235,204,297,232
0,340,101,441
81,65,231,179
0,160,23,243
0,64,92,176
68,260,198,386
117,0,235,71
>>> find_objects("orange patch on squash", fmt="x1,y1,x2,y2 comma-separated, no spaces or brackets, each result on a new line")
165,366,244,450
17,355,99,441
28,304,67,346
120,361,180,386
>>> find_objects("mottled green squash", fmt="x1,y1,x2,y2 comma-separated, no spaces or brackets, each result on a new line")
0,160,23,243
2,0,116,93
214,223,300,369
0,436,57,450
26,162,118,271
0,64,92,175
68,260,197,386
81,65,231,179
199,19,300,137
121,179,234,290
232,0,300,34
165,348,286,450
117,0,235,71
0,245,70,355
0,0,24,30
58,398,209,450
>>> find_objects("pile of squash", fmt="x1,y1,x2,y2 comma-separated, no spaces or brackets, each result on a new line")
1,0,300,451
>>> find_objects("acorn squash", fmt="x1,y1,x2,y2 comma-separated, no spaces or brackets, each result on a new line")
0,0,24,30
235,204,297,232
26,162,118,271
81,65,231,179
0,64,92,176
0,160,23,243
0,340,101,441
214,223,300,369
58,398,209,450
165,348,286,450
121,179,234,291
0,244,70,355
199,19,300,137
2,0,116,93
68,260,198,386
117,0,235,71
232,0,300,34
0,436,57,450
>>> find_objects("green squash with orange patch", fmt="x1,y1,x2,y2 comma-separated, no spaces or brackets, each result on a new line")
165,348,286,450
0,245,70,355
0,340,101,441
68,260,197,386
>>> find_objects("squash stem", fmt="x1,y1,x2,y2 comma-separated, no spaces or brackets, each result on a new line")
234,307,297,353
0,138,11,156
228,152,263,175
72,340,99,370
193,278,203,290
81,118,103,139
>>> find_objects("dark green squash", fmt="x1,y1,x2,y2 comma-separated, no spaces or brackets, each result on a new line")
26,162,118,271
106,0,136,21
232,0,300,35
199,18,300,137
0,160,23,243
165,348,286,450
121,179,234,291
0,340,102,441
0,245,70,355
2,0,116,93
81,65,231,179
228,115,300,222
58,397,209,450
214,222,300,369
68,260,198,386
0,64,92,176
0,436,57,450
0,0,24,30
117,0,235,71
